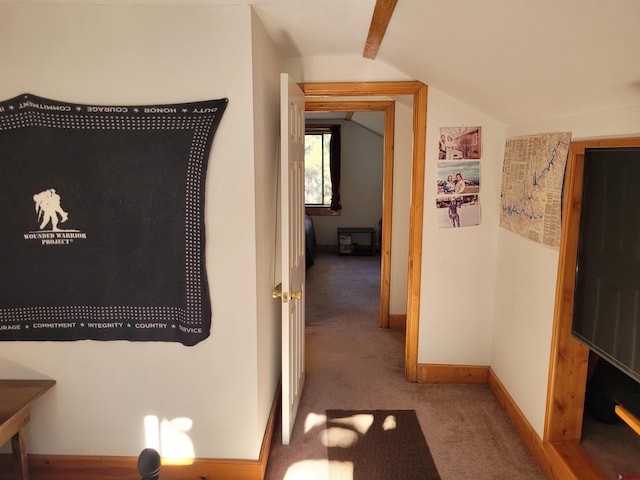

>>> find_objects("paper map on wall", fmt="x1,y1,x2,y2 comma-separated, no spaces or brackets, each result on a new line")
499,132,571,249
0,94,227,345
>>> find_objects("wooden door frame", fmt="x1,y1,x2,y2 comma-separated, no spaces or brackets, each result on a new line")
301,81,427,382
545,137,640,477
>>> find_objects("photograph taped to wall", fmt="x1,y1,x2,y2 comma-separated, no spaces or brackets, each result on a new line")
436,194,480,229
0,93,228,345
437,161,480,196
438,126,482,160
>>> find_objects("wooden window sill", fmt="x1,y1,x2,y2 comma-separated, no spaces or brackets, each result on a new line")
305,207,340,216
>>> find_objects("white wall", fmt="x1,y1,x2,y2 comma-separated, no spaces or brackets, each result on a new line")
419,89,504,365
491,105,640,437
285,55,412,84
388,97,413,314
307,119,384,246
0,2,274,460
250,7,283,442
290,56,506,328
286,44,640,444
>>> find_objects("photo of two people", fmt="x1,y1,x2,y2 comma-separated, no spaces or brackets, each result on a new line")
437,161,479,196
436,160,480,228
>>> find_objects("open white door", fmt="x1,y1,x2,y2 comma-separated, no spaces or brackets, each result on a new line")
279,73,306,445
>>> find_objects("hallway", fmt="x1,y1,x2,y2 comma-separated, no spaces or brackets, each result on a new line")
264,251,545,479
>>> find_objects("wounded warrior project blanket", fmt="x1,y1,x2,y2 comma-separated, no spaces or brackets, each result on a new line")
0,94,227,346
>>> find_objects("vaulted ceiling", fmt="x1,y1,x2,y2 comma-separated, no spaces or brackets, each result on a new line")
248,0,640,126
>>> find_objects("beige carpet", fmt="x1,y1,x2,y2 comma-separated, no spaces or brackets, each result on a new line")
264,251,546,479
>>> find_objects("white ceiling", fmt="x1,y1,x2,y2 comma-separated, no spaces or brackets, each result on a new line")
21,0,639,126
250,0,640,126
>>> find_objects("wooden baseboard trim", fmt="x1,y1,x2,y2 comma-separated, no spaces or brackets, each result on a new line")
388,314,406,329
487,368,553,478
544,441,608,480
487,368,608,480
407,364,609,479
258,379,281,478
14,456,266,480
416,363,489,384
0,386,280,480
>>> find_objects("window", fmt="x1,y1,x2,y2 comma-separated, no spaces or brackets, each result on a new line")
305,128,332,205
304,125,341,215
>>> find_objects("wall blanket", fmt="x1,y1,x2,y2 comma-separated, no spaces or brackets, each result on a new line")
0,94,227,346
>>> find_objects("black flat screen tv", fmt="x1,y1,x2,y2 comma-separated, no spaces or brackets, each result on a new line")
572,146,640,384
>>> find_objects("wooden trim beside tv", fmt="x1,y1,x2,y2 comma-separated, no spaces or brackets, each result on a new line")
545,137,640,478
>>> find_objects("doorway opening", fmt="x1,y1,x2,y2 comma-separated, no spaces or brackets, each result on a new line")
301,81,427,382
305,102,392,329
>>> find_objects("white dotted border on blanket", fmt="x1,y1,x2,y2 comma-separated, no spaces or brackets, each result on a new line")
0,103,220,329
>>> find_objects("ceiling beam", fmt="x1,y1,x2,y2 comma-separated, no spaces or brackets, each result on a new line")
363,0,398,60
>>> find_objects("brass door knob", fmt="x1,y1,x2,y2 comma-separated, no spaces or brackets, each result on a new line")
272,284,302,302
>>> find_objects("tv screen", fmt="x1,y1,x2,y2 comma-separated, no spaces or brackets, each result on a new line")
572,147,640,384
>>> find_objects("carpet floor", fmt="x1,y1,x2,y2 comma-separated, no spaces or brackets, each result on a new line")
265,252,640,480
264,251,638,479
